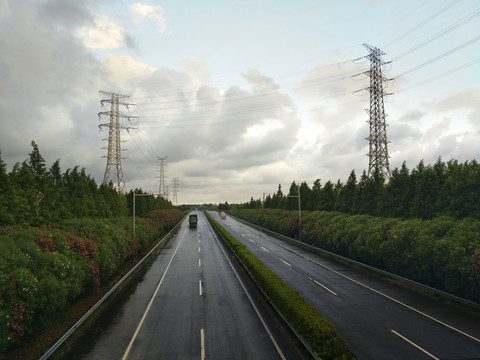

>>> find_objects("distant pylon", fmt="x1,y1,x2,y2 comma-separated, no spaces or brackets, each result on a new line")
363,44,391,179
98,91,137,193
171,178,179,206
157,156,168,198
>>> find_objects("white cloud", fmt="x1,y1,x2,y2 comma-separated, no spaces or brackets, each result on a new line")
1,1,479,205
130,2,166,32
118,63,301,203
103,55,156,90
76,14,132,49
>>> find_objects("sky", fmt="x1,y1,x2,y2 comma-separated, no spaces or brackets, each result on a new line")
0,0,479,205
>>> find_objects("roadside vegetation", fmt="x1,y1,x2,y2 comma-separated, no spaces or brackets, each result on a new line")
231,158,480,304
229,209,480,304
0,142,183,357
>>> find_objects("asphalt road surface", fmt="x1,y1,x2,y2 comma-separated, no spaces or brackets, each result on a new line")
77,212,300,360
213,211,480,360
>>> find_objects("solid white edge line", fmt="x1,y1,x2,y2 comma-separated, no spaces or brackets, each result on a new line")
391,330,439,360
121,227,187,360
292,250,480,344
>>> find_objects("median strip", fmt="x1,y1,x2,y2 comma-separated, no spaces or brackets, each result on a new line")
205,211,355,360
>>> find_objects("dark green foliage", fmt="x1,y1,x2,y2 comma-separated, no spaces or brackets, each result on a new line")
0,142,182,355
231,209,480,304
240,158,480,220
126,189,173,217
205,212,355,360
0,142,175,227
0,152,14,225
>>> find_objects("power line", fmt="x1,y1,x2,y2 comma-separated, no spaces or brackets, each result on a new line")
391,7,480,61
98,91,137,193
393,34,480,78
363,44,391,179
383,0,462,49
157,156,168,198
396,56,480,93
171,178,179,206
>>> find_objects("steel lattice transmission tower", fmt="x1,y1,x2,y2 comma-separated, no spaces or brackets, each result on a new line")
98,91,137,193
364,44,391,179
157,156,168,199
171,178,179,206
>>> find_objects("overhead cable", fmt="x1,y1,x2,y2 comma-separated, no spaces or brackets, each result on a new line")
383,0,462,49
393,34,480,78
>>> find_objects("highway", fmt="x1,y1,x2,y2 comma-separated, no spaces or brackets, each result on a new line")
212,212,480,360
76,212,300,360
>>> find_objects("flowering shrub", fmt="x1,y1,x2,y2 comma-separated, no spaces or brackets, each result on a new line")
0,210,182,356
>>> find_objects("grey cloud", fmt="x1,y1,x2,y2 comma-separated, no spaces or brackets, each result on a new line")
429,89,480,112
125,66,300,199
397,109,426,122
124,33,138,49
294,61,365,100
39,0,95,29
0,0,111,179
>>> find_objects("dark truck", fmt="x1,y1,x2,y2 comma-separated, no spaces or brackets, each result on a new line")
189,214,198,228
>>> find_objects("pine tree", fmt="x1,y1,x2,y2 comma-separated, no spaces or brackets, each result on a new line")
337,170,356,213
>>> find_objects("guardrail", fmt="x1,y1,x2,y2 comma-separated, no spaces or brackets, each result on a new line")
39,215,187,360
230,214,480,311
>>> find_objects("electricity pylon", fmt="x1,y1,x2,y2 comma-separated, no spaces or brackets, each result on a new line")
157,156,168,198
98,91,136,193
363,44,391,179
171,178,179,206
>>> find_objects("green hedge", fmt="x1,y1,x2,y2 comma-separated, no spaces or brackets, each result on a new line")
231,209,480,304
0,209,183,356
205,211,355,360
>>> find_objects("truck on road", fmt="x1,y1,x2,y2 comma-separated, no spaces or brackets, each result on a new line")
189,214,198,228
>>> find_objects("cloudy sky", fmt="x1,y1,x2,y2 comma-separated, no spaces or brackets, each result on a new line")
1,0,479,204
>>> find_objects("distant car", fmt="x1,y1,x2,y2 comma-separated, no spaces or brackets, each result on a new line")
189,214,198,228
219,211,226,219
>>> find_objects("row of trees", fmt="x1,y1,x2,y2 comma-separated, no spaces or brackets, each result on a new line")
0,142,173,227
243,158,480,220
